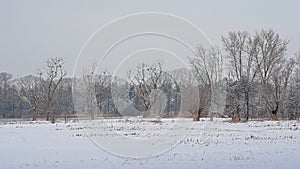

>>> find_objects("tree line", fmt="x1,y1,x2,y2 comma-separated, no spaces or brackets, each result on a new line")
0,29,299,122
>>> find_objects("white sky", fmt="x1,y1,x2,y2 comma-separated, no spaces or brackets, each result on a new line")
1,0,300,77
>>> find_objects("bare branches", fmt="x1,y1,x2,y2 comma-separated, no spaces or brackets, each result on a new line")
188,45,224,121
128,62,164,112
82,64,98,119
222,31,249,81
44,57,66,122
94,71,114,115
268,58,296,119
222,31,250,121
254,29,289,83
190,45,223,87
16,75,42,120
221,29,290,121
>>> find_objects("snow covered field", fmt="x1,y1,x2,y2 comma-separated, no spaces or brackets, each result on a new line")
0,118,299,169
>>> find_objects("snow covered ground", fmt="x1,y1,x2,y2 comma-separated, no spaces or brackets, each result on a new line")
0,118,299,169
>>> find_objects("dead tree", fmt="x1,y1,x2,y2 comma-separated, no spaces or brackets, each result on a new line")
45,57,66,122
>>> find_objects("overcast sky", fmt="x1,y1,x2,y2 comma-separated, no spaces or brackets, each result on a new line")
1,0,300,77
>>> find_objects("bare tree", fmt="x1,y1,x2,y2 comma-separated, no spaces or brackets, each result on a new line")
254,29,289,84
222,31,248,122
56,78,74,123
45,57,66,122
94,71,119,116
128,62,164,115
82,64,97,119
191,46,223,87
286,52,300,119
222,29,289,121
190,45,224,121
242,34,260,121
0,72,13,118
267,59,295,120
17,74,42,121
254,29,289,120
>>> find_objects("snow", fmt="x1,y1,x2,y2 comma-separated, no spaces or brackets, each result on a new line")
0,118,299,169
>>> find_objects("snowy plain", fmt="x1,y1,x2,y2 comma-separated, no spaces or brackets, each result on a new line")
0,118,299,169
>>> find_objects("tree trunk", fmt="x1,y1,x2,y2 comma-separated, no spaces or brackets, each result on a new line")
46,101,53,122
32,97,38,121
64,113,67,123
245,92,250,121
193,114,200,121
271,110,278,121
232,106,241,122
164,97,170,116
32,110,37,121
271,104,279,121
50,113,55,123
210,113,214,121
46,112,50,121
233,89,241,122
271,114,278,121
232,113,241,122
193,109,202,121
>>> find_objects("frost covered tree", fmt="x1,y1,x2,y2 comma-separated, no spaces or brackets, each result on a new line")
286,76,300,120
189,45,224,121
222,31,248,122
285,52,300,120
55,78,74,123
224,77,240,118
94,71,119,116
82,65,98,119
242,35,260,121
266,59,295,120
0,72,12,117
222,29,289,121
254,29,289,120
17,74,43,121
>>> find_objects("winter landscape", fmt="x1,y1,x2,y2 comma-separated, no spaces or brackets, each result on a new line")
0,118,299,169
1,1,300,169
